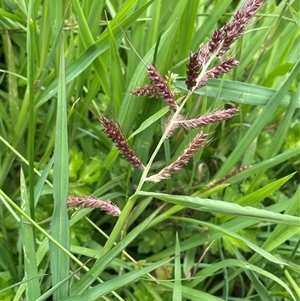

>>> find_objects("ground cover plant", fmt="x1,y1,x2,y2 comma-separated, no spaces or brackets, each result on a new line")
0,0,299,300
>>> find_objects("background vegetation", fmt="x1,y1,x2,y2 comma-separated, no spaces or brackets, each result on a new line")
0,0,299,300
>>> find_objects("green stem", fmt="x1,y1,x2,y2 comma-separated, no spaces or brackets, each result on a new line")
99,194,139,257
135,47,220,193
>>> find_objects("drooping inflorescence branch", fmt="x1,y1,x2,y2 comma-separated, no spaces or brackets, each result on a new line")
101,116,145,170
185,0,264,90
146,132,209,182
67,196,121,216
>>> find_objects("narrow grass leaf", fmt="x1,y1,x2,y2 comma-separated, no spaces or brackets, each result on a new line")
173,232,182,301
65,259,171,301
286,2,300,28
72,0,109,95
49,37,70,300
128,106,169,140
219,173,296,223
27,0,36,220
172,217,291,266
141,280,164,301
161,282,225,301
176,79,300,108
162,259,297,301
156,0,189,73
216,59,300,178
247,84,300,193
70,205,163,295
20,168,41,300
36,265,87,301
125,198,299,262
232,249,279,301
138,191,300,226
37,4,67,91
107,14,124,116
37,0,155,107
227,148,299,184
34,157,54,205
251,185,300,262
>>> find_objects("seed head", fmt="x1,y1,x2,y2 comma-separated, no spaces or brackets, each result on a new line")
206,56,240,79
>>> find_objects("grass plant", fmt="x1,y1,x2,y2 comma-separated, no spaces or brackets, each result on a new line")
0,0,299,300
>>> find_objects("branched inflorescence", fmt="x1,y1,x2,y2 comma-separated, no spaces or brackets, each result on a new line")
99,0,264,183
146,132,209,182
69,1,264,217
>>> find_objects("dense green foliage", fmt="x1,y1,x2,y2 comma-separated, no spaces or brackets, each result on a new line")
0,0,299,300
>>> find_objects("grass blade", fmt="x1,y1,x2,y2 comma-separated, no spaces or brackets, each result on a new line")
20,168,41,300
49,36,70,300
138,191,300,226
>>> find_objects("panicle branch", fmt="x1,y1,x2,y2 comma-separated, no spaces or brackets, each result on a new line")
146,132,209,182
206,56,240,79
131,84,159,98
101,117,145,169
206,165,252,190
164,109,239,139
67,196,121,216
179,108,239,129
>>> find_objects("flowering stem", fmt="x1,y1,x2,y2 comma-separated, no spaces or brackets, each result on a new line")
135,46,221,193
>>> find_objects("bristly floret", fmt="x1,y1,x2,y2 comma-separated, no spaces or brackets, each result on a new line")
131,84,159,98
178,108,240,129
